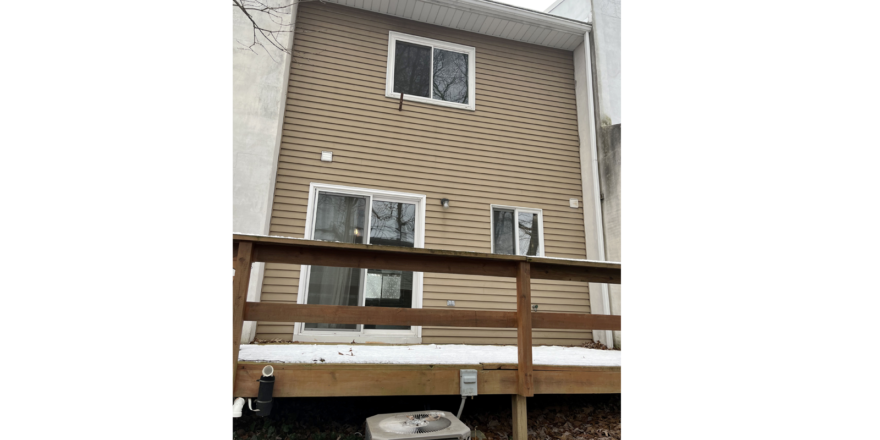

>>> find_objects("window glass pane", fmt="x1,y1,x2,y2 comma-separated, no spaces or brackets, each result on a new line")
492,209,516,255
304,266,362,330
369,201,415,247
365,200,416,330
432,49,469,104
394,42,431,98
518,212,540,256
364,269,413,330
312,193,366,244
305,193,367,330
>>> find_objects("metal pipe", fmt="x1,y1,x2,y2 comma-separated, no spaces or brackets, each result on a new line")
457,396,467,419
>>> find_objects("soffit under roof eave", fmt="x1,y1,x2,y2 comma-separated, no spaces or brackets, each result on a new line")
321,0,591,51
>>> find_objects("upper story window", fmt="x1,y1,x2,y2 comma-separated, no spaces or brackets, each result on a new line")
385,31,476,111
491,205,544,257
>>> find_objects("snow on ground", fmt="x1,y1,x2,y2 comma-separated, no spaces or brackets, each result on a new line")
238,344,620,367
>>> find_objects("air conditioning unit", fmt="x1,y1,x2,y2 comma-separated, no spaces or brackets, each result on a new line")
366,411,471,440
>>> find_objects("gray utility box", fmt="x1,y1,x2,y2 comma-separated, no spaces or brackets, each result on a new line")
459,369,478,396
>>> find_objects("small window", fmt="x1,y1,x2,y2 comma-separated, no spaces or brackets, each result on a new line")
385,31,476,111
491,206,544,256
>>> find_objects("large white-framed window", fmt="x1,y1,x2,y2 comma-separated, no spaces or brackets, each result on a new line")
384,31,476,111
293,183,427,344
490,205,545,257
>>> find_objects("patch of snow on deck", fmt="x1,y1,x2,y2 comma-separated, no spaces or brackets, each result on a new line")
238,344,620,367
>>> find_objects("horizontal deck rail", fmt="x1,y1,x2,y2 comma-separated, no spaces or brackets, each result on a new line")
233,233,622,399
242,302,622,330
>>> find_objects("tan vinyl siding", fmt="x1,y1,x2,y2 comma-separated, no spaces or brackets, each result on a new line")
256,2,591,345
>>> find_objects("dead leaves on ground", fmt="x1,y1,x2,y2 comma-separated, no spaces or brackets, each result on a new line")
461,397,621,440
233,395,620,440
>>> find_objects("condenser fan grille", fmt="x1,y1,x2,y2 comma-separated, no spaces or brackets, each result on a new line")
377,412,453,434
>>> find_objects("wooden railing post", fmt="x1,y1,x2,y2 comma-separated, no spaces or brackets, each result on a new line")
232,241,254,394
515,261,534,397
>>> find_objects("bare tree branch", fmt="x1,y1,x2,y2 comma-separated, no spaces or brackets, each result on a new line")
233,0,308,58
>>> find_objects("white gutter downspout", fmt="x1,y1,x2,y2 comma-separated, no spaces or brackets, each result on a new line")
582,31,614,348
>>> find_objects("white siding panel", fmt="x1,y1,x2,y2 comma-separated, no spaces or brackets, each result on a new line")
418,2,432,21
492,20,513,37
508,22,524,40
529,28,551,44
436,7,449,25
449,10,464,28
541,30,560,46
550,31,569,48
559,33,579,50
486,18,507,37
520,26,537,42
477,16,494,34
404,0,417,18
426,4,440,23
465,14,481,30
452,12,476,29
440,7,456,27
498,21,516,38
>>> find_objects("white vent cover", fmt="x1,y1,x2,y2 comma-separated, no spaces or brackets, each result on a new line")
366,411,470,440
569,198,579,208
321,151,333,162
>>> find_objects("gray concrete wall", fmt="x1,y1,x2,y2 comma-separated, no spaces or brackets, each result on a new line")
233,1,298,342
592,0,620,125
548,0,619,125
549,0,621,348
545,0,592,22
598,123,621,347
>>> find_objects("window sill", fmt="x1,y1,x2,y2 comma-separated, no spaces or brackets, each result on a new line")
386,92,475,112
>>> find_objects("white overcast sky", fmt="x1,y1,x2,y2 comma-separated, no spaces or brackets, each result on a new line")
493,0,558,13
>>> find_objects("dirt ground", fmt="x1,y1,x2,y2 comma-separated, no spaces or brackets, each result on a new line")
233,393,621,440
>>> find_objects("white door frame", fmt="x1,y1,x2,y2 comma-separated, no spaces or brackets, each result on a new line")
292,182,426,344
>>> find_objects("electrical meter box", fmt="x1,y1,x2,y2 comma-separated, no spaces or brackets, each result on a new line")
460,369,478,396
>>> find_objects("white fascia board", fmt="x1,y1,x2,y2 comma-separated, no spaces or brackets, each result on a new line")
421,0,592,32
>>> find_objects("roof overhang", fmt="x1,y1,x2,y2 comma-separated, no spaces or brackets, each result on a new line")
321,0,591,51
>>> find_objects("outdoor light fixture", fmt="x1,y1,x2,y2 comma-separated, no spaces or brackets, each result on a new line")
440,198,450,209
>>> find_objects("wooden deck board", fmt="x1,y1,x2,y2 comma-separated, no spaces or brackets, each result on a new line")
233,362,619,397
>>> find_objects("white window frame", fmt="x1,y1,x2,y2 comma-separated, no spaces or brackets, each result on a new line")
385,31,477,111
489,204,545,257
293,183,426,344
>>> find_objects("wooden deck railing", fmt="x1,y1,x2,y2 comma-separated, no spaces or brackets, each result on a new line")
233,233,622,398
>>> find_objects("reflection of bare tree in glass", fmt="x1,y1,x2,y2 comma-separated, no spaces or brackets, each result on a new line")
494,210,540,256
518,213,540,256
432,49,469,103
394,43,431,98
370,202,415,247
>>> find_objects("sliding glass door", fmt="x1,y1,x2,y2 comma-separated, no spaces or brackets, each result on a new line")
364,201,416,330
301,187,421,338
303,192,367,331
